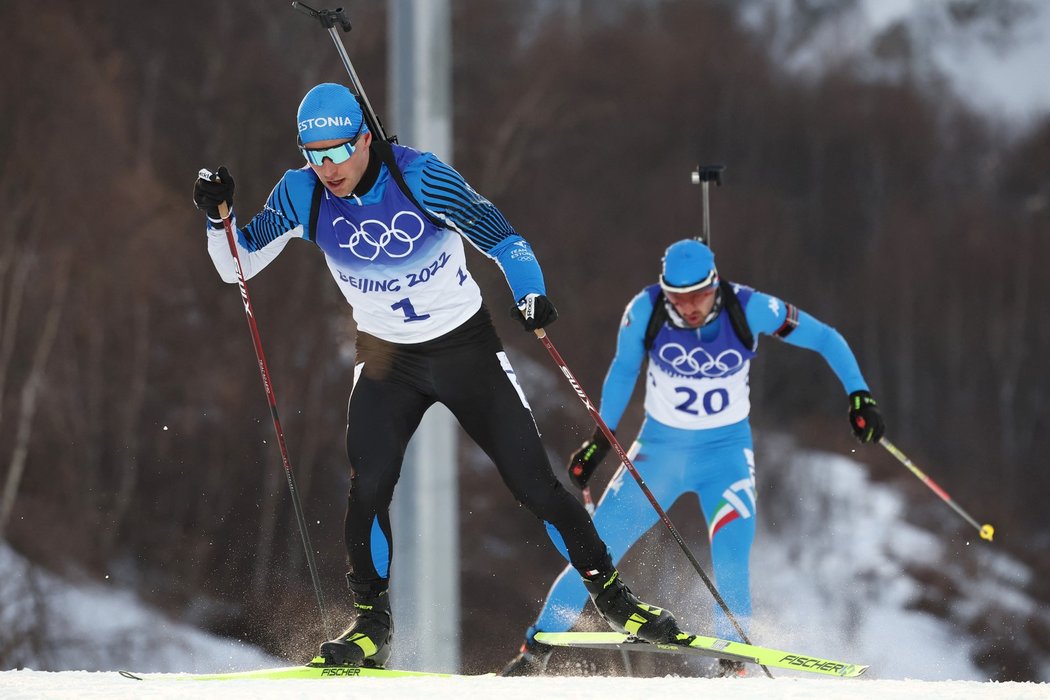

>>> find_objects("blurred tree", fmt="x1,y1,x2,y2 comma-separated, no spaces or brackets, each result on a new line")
1,0,1047,677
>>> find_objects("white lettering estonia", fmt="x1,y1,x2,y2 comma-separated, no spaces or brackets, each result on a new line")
298,116,357,132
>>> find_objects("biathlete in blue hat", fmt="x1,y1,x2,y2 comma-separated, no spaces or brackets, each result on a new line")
501,238,884,677
192,83,683,667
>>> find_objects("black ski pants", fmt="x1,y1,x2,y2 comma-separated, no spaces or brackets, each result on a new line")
344,307,612,586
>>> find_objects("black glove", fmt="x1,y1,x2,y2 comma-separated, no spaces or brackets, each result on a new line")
193,166,235,219
567,427,612,490
848,390,884,443
510,293,558,331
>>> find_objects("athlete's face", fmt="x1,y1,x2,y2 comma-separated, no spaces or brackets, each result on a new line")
666,287,718,327
304,130,373,198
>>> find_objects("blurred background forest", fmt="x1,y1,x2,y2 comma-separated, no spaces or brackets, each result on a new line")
1,0,1048,681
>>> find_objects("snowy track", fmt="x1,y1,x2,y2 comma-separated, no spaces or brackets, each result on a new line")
1,670,1046,700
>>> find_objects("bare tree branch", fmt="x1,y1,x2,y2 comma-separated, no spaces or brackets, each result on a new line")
0,254,71,539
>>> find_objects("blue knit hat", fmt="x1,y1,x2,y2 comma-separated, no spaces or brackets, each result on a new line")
296,83,369,145
661,239,719,292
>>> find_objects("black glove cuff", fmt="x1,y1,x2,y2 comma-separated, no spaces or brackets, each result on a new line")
849,390,876,409
590,426,612,450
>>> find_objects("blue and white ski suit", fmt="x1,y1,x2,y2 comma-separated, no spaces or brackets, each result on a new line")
528,283,870,641
206,143,618,585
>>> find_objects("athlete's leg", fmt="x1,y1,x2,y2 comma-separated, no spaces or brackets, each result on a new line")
692,425,756,641
532,422,693,633
322,359,434,666
437,347,611,572
440,343,681,651
344,361,432,583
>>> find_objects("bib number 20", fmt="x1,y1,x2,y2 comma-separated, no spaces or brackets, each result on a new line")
674,387,729,416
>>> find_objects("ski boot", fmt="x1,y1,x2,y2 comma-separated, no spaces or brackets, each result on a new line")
319,575,393,667
583,569,680,644
714,659,747,678
500,633,554,677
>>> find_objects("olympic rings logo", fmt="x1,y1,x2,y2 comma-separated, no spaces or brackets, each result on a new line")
335,210,425,260
657,343,744,378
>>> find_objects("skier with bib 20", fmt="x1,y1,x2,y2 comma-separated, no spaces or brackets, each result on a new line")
501,238,883,676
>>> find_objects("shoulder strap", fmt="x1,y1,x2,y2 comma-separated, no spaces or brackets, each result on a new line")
720,281,756,351
372,140,446,228
308,176,325,241
644,291,669,353
645,283,756,352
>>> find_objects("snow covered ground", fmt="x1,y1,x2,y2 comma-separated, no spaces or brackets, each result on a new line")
753,444,1000,681
2,445,1047,697
0,542,281,675
1,670,1046,700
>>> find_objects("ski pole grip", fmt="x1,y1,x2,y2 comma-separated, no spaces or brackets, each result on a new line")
197,168,231,221
534,329,547,339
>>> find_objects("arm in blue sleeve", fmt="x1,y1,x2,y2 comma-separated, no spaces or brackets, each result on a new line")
598,292,652,431
404,152,545,301
240,168,318,247
205,168,317,282
744,290,869,395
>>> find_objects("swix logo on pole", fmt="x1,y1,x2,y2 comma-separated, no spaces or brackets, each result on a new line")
560,366,595,412
234,262,252,318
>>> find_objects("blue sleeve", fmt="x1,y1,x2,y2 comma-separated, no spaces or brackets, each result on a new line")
744,290,869,394
599,291,652,431
403,153,545,301
237,168,319,250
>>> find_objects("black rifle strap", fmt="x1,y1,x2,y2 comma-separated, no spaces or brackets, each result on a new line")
720,282,756,351
644,292,671,353
308,177,325,240
372,139,446,228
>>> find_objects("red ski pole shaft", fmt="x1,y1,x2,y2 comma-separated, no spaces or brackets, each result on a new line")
212,192,332,637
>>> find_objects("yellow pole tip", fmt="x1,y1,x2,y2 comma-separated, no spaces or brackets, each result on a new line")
979,524,995,542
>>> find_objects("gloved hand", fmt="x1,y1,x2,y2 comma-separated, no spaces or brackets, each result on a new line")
848,390,884,443
567,427,612,490
510,293,558,331
193,166,235,219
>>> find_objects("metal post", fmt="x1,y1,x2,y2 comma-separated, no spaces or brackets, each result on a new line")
388,0,459,674
691,165,725,246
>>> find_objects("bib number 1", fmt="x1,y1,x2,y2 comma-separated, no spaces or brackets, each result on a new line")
391,297,431,323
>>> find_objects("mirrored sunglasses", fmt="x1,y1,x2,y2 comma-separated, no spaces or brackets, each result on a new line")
300,135,360,166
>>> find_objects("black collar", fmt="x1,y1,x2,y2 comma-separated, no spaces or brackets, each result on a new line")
351,143,382,197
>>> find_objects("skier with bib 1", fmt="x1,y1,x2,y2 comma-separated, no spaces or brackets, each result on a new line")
501,238,883,677
192,83,681,668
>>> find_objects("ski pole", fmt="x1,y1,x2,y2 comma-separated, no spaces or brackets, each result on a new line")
534,328,772,678
581,486,595,514
582,441,640,514
879,437,995,542
200,169,332,637
690,164,725,246
293,1,389,142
